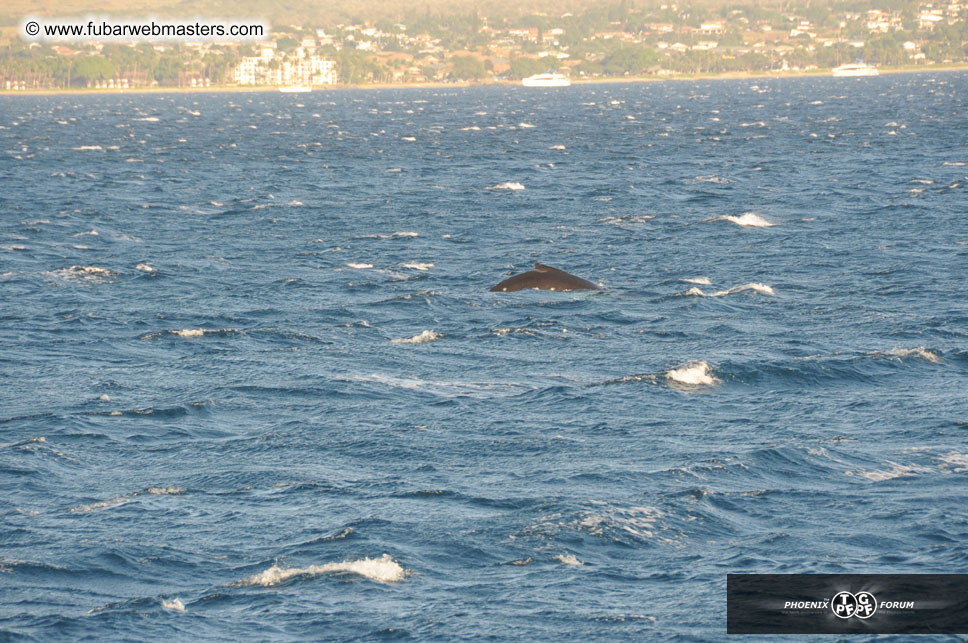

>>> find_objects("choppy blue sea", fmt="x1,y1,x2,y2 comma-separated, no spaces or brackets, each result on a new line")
2,73,967,641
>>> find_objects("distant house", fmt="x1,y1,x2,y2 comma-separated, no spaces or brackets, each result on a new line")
700,21,725,35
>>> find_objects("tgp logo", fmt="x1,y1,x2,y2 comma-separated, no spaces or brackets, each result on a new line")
831,591,877,619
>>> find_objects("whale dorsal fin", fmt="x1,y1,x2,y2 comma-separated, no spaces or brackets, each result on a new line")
534,263,556,272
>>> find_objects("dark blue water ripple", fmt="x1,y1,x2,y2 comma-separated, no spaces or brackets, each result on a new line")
2,73,968,641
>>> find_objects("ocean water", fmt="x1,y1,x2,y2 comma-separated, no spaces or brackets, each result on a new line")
1,74,967,641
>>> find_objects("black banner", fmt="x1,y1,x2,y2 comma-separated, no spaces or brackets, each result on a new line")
727,574,968,634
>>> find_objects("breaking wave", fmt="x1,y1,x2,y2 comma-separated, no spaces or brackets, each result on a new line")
237,554,406,586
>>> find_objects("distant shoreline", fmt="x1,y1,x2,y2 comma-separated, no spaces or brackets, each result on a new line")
2,63,967,96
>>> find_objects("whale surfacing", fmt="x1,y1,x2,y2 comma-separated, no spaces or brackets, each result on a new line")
490,263,600,292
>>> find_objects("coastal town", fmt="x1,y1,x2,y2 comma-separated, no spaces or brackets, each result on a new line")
1,0,967,90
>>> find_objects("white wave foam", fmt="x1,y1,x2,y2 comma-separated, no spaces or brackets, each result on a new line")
134,117,160,122
45,265,116,283
0,436,46,449
392,330,441,344
161,598,185,612
492,328,537,337
172,329,207,338
695,175,731,184
553,505,665,542
72,145,103,151
716,212,774,227
712,283,775,296
666,361,720,387
518,122,535,128
939,452,968,473
238,554,406,586
943,161,965,166
683,277,712,285
487,182,525,191
346,263,373,269
682,283,774,297
872,347,941,363
402,262,434,271
386,168,402,173
70,486,185,513
141,328,239,340
346,373,522,397
554,554,583,566
364,231,418,239
549,144,566,150
145,486,184,495
849,461,926,482
597,215,654,226
135,263,155,273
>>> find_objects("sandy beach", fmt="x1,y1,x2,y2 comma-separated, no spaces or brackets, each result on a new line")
2,63,967,96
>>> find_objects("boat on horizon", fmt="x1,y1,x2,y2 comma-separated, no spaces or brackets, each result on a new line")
831,62,879,77
278,84,312,93
522,72,571,87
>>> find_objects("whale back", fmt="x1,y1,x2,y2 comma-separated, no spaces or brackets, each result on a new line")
490,263,599,292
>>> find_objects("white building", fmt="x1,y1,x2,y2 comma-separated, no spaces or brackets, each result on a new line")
234,55,338,86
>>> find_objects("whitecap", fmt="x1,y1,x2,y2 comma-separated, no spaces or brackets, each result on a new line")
666,361,720,387
163,328,239,339
871,347,941,364
44,265,116,283
135,263,155,273
554,554,583,566
548,144,566,150
849,461,926,482
715,212,774,227
682,277,712,285
161,598,185,612
710,283,774,297
134,117,160,122
171,329,207,338
681,287,707,297
402,263,433,271
346,263,373,269
238,554,406,586
597,215,653,226
518,122,536,128
938,452,968,473
392,330,441,344
364,231,418,239
682,282,774,297
487,182,525,191
72,145,103,151
70,486,185,513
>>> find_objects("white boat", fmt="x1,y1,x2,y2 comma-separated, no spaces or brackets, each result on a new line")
831,63,879,77
278,84,312,93
522,72,571,87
